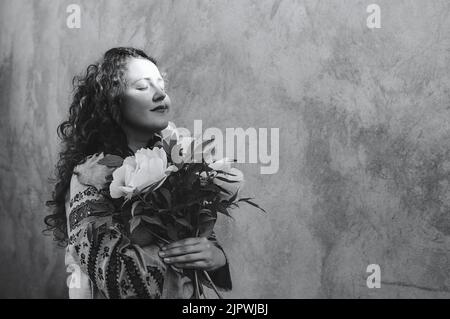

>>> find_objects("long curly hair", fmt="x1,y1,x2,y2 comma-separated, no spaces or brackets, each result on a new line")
45,47,162,247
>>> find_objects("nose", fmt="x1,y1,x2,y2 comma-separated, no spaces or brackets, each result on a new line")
152,87,166,103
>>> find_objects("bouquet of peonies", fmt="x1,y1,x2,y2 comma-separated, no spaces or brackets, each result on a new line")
97,122,265,298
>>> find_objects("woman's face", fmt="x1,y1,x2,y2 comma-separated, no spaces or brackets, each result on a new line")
121,57,172,134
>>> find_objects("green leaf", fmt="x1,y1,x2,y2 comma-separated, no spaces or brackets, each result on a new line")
121,197,131,210
129,216,142,233
98,154,124,167
174,217,193,230
201,183,222,193
199,214,217,224
131,200,143,217
216,204,231,217
167,227,179,241
198,220,216,238
215,183,232,195
226,190,239,204
162,137,178,156
141,215,165,228
238,198,267,214
197,208,217,237
140,177,168,194
195,137,215,157
214,176,240,183
198,208,213,217
159,187,172,208
215,170,237,177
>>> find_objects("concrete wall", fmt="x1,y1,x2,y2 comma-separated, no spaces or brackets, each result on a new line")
1,0,450,298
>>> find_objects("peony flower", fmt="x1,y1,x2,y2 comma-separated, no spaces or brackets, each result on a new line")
160,121,216,166
110,147,178,199
207,158,245,201
73,152,116,191
161,121,179,144
171,136,216,167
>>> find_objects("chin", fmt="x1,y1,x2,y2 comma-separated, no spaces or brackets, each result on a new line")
149,118,170,132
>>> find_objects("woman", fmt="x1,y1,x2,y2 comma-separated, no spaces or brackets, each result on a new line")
45,47,232,298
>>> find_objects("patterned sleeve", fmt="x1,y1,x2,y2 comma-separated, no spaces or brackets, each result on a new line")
200,230,233,291
66,169,167,299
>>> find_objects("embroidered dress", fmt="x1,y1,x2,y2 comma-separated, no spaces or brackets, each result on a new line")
65,154,232,299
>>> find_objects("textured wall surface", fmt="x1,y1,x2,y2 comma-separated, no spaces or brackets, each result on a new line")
1,0,450,298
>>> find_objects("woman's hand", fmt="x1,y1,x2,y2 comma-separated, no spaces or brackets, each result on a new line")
158,237,226,271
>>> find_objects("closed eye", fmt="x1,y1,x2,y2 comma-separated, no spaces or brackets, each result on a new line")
136,86,148,91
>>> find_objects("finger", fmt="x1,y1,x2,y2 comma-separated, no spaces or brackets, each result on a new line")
162,237,204,250
160,243,203,257
163,252,206,264
172,260,208,270
162,237,206,250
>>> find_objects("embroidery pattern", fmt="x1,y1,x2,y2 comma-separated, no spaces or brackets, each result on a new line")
120,279,131,297
105,237,122,299
69,185,98,208
69,199,112,231
87,232,105,293
146,266,164,296
121,255,152,299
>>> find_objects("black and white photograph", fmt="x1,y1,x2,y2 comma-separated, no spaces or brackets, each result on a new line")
0,0,450,304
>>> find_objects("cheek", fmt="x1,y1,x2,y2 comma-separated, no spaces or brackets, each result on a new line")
121,94,150,118
123,92,151,110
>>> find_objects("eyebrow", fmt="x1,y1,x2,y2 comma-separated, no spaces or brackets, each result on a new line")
131,77,164,85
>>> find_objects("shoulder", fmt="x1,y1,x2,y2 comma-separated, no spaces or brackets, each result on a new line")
73,152,117,192
66,154,118,232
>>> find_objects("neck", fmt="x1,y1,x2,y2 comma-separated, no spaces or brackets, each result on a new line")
122,124,156,154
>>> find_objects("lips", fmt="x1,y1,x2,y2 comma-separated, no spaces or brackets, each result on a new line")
150,104,168,112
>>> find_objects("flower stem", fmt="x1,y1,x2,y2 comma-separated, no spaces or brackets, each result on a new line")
144,228,170,245
192,228,224,299
193,269,200,299
193,227,201,299
202,270,224,299
141,225,224,299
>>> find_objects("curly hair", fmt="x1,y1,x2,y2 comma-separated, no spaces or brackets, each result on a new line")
45,47,162,247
